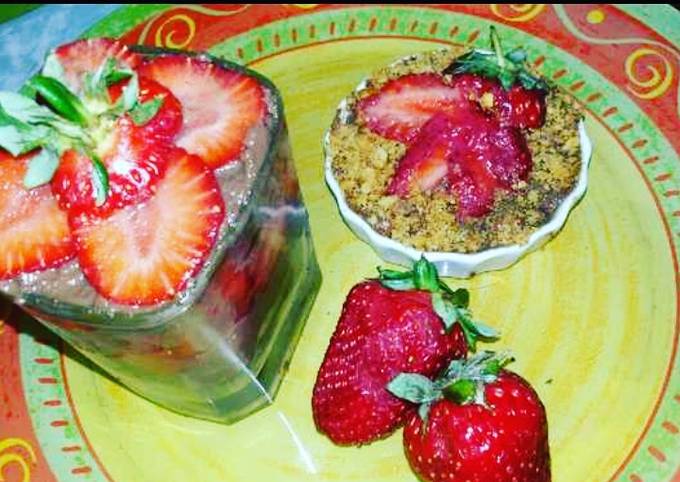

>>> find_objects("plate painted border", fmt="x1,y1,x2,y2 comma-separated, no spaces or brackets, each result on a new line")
0,4,678,482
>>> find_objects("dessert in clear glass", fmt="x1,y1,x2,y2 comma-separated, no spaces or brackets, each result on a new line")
0,38,321,423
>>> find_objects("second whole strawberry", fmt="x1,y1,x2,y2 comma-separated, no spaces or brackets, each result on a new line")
389,351,551,482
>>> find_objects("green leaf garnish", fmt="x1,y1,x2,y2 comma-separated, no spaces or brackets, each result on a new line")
85,57,134,105
0,55,144,203
449,287,469,308
505,47,527,64
23,147,59,188
387,373,439,404
84,58,113,102
377,267,417,290
442,379,476,404
378,256,444,293
442,26,549,91
387,373,442,428
377,256,497,350
454,308,500,352
105,69,134,85
108,73,139,116
129,95,164,126
377,268,414,280
89,153,109,207
413,257,439,291
430,292,458,331
0,125,50,157
389,351,515,422
431,295,489,349
378,277,416,291
121,73,139,111
0,91,59,125
0,104,53,156
26,75,91,126
467,320,499,339
41,53,69,88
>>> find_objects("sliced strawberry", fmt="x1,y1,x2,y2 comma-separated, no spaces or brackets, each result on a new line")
448,73,505,110
484,125,532,187
52,78,182,217
0,152,74,279
109,76,184,142
54,38,141,93
71,149,225,306
386,113,455,196
385,109,531,219
137,55,266,169
357,74,465,143
449,73,546,129
506,84,547,129
446,116,531,218
448,150,501,219
52,140,170,219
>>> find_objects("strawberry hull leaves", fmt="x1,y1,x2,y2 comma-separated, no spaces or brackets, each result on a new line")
52,38,142,94
379,257,499,350
129,95,164,126
26,75,91,126
89,153,109,207
84,57,133,104
0,106,53,157
392,352,551,482
23,147,59,189
388,351,514,422
443,26,549,92
0,47,166,200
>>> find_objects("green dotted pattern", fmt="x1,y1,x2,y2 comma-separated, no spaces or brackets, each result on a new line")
20,332,108,481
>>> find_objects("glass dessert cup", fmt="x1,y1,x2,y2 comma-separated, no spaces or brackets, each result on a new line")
2,48,322,424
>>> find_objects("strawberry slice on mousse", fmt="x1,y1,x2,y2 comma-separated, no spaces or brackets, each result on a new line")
138,55,267,169
53,38,142,93
51,77,183,218
0,152,74,280
70,149,225,306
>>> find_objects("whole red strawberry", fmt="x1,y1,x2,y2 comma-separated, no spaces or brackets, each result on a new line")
312,258,498,446
390,352,551,482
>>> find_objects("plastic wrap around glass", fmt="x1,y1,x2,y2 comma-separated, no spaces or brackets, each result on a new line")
0,49,322,424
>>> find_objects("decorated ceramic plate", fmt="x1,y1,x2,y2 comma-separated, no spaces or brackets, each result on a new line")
1,4,679,481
